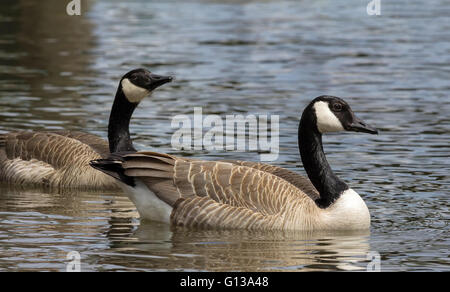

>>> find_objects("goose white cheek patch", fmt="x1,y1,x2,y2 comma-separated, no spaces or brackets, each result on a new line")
121,78,150,103
313,101,344,133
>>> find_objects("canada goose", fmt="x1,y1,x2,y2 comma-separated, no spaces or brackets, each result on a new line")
0,68,172,190
90,96,378,230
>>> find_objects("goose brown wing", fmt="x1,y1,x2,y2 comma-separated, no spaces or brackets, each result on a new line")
0,131,104,169
223,160,319,200
50,131,110,158
111,151,318,230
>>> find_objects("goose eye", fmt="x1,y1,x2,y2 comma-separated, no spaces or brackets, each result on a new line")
332,103,343,112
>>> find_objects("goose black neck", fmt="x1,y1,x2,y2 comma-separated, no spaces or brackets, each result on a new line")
108,87,138,153
298,111,348,208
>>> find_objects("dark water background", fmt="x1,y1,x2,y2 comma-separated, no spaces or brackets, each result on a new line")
0,0,448,271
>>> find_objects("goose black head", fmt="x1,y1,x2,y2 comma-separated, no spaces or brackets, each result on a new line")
120,68,173,103
309,95,378,135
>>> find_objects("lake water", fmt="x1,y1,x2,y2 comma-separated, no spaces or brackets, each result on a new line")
0,0,448,271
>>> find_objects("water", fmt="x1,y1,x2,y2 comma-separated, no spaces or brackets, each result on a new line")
0,0,448,271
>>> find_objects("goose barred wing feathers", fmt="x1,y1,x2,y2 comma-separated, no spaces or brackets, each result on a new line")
91,151,320,230
0,131,116,189
222,160,319,201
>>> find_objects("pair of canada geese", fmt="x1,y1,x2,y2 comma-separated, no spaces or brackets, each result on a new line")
0,68,378,231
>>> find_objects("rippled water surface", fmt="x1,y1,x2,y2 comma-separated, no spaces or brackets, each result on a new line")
0,0,448,271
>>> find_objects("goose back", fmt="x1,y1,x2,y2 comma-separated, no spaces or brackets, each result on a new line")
223,160,319,201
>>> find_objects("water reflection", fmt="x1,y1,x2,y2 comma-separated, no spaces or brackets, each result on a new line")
0,186,137,271
102,222,371,272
